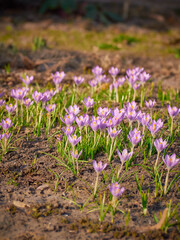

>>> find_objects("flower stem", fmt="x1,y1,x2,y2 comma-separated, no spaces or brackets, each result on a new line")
109,138,114,162
170,118,173,135
164,169,170,195
94,172,99,196
154,151,160,169
117,163,123,179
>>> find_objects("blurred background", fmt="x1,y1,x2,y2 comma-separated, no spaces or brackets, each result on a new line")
0,0,179,89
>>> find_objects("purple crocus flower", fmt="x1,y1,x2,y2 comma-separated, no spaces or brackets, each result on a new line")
126,101,138,111
97,107,110,118
56,134,63,142
83,97,95,109
113,108,126,117
109,67,120,77
117,149,133,164
126,75,138,86
45,104,56,113
99,118,107,130
126,67,144,77
23,98,34,107
5,103,17,113
117,77,125,86
52,71,66,85
163,153,179,170
108,127,121,139
0,99,5,106
89,119,100,131
88,79,98,87
126,109,139,121
139,71,151,83
60,113,75,126
67,134,81,146
106,118,113,128
32,91,43,103
128,128,143,148
74,76,84,86
167,105,180,118
0,118,13,131
11,88,28,100
154,138,169,153
96,74,107,84
65,105,80,115
3,132,11,139
147,119,163,136
109,182,125,198
76,115,87,128
62,126,75,136
113,80,121,89
93,160,107,173
138,113,151,126
70,149,82,159
20,75,34,86
145,99,156,108
92,66,104,76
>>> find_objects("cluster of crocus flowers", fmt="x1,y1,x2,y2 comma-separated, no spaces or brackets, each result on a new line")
0,118,13,153
82,97,95,110
74,76,84,86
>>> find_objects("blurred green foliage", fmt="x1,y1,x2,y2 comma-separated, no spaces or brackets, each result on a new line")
98,43,119,50
113,34,140,44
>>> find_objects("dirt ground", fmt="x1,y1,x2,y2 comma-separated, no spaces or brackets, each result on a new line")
0,5,180,240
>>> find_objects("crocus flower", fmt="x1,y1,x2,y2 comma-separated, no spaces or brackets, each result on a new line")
92,66,104,76
138,113,151,126
163,153,179,170
67,134,81,146
154,138,168,153
113,107,125,118
154,138,169,168
20,75,34,86
56,134,63,142
62,126,75,136
147,119,163,136
11,88,28,100
167,105,180,118
52,71,66,85
89,119,100,131
126,109,139,121
108,127,121,139
70,149,82,159
83,97,95,109
60,114,75,126
5,103,17,113
109,182,125,198
126,101,138,111
23,98,34,107
65,104,80,115
163,153,179,195
97,107,110,118
128,128,143,151
0,118,13,131
117,149,133,164
126,67,144,77
145,100,156,108
99,118,107,130
88,79,98,87
126,75,138,86
93,160,107,173
106,118,113,127
117,77,125,86
76,115,87,128
0,99,5,106
3,132,11,139
45,104,56,113
96,74,107,84
139,71,151,83
32,91,43,103
74,76,84,85
109,67,120,77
